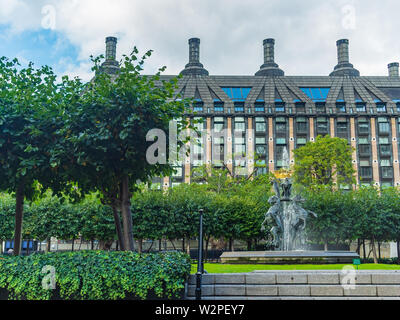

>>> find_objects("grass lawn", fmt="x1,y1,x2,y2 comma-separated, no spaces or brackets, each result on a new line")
190,263,400,274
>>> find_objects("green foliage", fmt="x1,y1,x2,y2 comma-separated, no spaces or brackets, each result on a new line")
293,135,356,190
0,251,190,300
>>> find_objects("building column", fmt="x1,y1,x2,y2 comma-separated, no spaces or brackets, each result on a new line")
309,117,315,142
268,117,274,173
391,117,400,186
350,117,359,187
247,117,254,177
163,177,170,190
226,117,233,173
184,117,191,183
289,117,295,165
330,117,335,137
206,117,212,173
370,117,380,186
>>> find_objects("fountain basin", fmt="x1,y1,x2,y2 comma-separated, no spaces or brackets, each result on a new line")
220,250,360,264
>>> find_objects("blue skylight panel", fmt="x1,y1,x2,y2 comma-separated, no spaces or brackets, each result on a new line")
300,87,330,101
221,87,251,101
232,88,242,100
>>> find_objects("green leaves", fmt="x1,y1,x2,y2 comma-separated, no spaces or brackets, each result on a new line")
0,251,190,300
293,135,356,190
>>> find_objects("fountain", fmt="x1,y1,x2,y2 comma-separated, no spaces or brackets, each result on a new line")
220,147,359,264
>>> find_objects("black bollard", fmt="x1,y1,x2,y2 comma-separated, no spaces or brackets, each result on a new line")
195,209,204,300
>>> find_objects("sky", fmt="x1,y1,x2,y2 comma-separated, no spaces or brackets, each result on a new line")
0,0,399,82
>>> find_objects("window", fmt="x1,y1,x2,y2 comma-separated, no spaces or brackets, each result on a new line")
380,145,391,157
234,118,245,131
358,137,369,144
172,167,183,177
214,137,224,144
379,137,390,144
214,102,224,112
316,119,328,134
358,144,371,155
235,137,245,144
381,167,393,179
316,103,326,113
297,137,307,147
336,103,346,113
300,87,330,102
358,122,369,135
378,122,390,134
222,87,251,101
360,167,372,178
295,102,306,113
256,145,267,156
276,123,286,133
194,104,203,112
193,144,204,154
255,117,266,132
255,137,266,144
296,117,307,133
360,159,370,167
380,159,391,167
213,117,224,132
356,103,366,112
276,138,286,144
255,102,265,112
376,103,386,113
234,102,244,113
275,102,285,112
337,122,348,134
234,144,245,154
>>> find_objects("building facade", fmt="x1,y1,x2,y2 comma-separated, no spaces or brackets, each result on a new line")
104,37,400,189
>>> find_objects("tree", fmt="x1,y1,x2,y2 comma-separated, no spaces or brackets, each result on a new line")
293,135,355,190
56,49,191,251
0,57,75,255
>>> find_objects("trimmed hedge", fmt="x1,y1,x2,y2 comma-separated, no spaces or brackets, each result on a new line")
0,251,191,300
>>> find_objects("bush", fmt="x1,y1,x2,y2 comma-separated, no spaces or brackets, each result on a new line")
0,251,190,300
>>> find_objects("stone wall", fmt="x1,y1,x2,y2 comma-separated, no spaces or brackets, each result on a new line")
186,270,400,300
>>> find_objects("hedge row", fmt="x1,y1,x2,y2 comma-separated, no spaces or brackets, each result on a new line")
0,251,191,300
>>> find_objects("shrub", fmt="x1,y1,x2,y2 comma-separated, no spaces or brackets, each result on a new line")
0,251,190,300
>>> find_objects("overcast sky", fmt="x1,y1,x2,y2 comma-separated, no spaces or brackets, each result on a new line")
0,0,399,81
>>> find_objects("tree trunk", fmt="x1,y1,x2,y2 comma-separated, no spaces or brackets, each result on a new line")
71,238,75,252
112,205,125,251
356,238,361,255
159,239,162,251
26,239,30,255
46,238,51,252
182,238,185,252
169,239,176,250
229,238,233,251
13,183,25,256
247,240,252,251
378,241,381,260
371,237,378,264
121,176,134,251
205,237,209,262
362,239,366,259
137,239,143,254
324,242,328,251
91,240,94,250
397,239,400,264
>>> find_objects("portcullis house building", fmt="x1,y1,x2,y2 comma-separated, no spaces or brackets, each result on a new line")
103,36,400,189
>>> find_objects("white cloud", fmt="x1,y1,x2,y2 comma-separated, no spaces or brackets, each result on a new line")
1,0,400,78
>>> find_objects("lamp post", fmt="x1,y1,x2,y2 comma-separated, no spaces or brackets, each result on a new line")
195,209,204,300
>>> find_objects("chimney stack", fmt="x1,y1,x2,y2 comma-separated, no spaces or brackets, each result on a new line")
105,36,117,61
388,62,399,77
255,38,284,76
180,38,209,76
101,36,119,74
263,38,275,64
330,39,359,76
